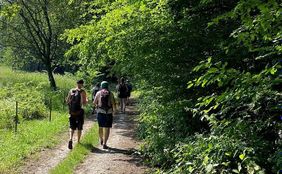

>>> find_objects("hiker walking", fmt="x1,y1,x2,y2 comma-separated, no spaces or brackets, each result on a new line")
92,82,100,101
91,82,100,114
117,77,128,113
66,79,88,149
126,80,133,105
94,81,116,149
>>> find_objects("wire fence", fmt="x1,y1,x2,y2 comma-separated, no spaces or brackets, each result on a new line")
11,90,69,134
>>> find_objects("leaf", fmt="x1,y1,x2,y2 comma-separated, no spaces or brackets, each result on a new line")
232,169,239,173
203,156,209,165
208,67,218,74
187,82,194,89
188,166,194,172
239,154,245,160
206,164,213,173
254,164,260,171
270,67,277,75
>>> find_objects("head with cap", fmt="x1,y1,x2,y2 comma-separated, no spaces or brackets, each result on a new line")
77,79,84,89
120,77,125,84
101,81,109,89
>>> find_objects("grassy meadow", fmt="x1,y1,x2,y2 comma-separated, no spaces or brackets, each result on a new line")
0,66,76,172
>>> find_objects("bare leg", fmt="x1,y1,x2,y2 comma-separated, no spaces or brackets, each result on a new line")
122,98,126,112
120,98,123,112
77,130,82,143
99,127,104,144
104,128,110,145
69,129,75,141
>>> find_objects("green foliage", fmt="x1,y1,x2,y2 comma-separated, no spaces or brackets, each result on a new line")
0,66,75,129
0,113,68,173
185,58,281,173
63,0,282,173
166,134,264,174
0,66,77,172
0,0,87,88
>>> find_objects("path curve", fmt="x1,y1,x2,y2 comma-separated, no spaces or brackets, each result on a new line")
75,104,149,174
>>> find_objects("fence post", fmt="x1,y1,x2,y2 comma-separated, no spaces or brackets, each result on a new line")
15,101,18,133
62,91,65,110
49,97,52,122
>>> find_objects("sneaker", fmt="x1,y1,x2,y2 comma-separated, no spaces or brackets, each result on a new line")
103,144,109,149
68,140,73,149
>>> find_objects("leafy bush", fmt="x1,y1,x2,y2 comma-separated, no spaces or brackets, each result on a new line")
166,134,264,174
0,66,76,129
0,99,16,129
137,58,281,173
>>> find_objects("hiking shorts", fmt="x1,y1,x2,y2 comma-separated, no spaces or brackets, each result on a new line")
97,113,113,128
69,109,84,130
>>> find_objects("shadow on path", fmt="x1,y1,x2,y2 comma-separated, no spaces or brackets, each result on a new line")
74,99,149,174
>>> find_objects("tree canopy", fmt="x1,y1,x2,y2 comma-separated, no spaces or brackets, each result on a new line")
0,0,85,89
64,0,281,173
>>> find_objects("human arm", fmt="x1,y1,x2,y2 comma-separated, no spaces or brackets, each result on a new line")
111,93,117,114
65,90,71,104
81,90,88,106
93,91,99,108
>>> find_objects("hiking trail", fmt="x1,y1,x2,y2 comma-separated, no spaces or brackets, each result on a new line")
19,118,94,174
20,101,149,174
74,102,149,174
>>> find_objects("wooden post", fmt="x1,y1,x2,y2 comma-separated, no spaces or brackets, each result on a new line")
62,91,65,110
49,97,52,122
15,101,18,133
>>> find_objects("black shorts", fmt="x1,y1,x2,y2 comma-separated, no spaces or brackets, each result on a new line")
69,109,84,130
118,92,127,99
97,113,113,128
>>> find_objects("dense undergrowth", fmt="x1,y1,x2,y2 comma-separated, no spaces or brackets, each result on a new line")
137,60,281,173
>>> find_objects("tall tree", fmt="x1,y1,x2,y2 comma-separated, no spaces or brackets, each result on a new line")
0,0,84,90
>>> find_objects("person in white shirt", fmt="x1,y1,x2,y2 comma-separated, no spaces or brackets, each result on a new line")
93,81,116,149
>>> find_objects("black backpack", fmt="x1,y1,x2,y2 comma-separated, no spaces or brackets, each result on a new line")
69,89,82,116
100,89,112,113
118,84,127,96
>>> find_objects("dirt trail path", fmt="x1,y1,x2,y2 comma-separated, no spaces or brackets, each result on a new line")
75,103,149,174
19,116,95,174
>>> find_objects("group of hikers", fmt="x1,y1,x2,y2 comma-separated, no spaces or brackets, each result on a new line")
65,78,132,150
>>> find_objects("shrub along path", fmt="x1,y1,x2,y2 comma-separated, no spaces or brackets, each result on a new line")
74,102,149,174
19,116,95,174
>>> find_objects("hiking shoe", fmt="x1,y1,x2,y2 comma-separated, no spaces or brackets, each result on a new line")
103,144,109,149
68,140,73,149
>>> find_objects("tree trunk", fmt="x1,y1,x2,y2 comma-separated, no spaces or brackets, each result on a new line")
46,62,57,91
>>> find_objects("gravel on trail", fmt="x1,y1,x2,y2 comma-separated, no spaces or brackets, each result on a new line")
19,117,94,174
75,104,149,174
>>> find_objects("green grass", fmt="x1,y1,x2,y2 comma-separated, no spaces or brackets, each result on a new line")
0,66,76,90
0,112,69,173
0,66,77,173
50,124,99,174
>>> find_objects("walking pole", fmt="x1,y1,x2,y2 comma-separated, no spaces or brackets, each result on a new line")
15,101,18,133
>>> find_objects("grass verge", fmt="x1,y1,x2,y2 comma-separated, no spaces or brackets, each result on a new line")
50,123,99,174
0,112,68,173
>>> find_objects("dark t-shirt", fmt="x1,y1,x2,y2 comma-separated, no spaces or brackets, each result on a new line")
118,84,128,98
